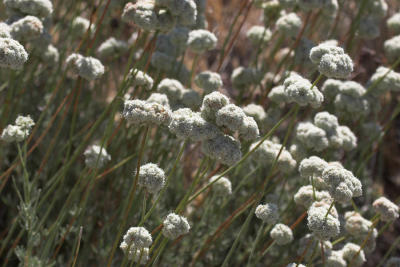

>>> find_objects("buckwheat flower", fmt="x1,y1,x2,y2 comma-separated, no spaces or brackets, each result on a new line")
294,186,332,208
215,104,246,132
71,16,95,37
4,0,53,17
322,165,362,203
15,115,35,131
326,250,347,267
122,226,152,248
384,35,400,60
270,223,293,245
187,29,217,53
0,23,11,38
387,13,400,33
340,80,366,97
314,112,339,133
307,201,340,240
66,53,104,80
276,12,302,38
209,175,232,196
1,125,26,142
337,125,357,151
147,93,170,108
358,16,380,40
321,79,342,101
200,91,230,121
181,89,201,110
246,26,272,46
289,142,308,162
83,145,111,169
283,73,324,108
123,99,172,126
373,197,399,222
386,257,400,267
268,85,288,104
202,134,242,166
286,264,305,267
157,78,185,103
243,103,273,133
120,243,149,264
97,37,128,58
40,44,59,65
128,69,153,90
172,0,198,27
297,234,332,261
194,71,223,93
138,163,165,194
255,203,279,224
239,116,260,141
299,156,328,180
162,213,190,239
122,2,166,32
231,66,262,89
344,211,376,238
10,16,43,42
295,122,329,152
341,243,366,267
369,66,400,96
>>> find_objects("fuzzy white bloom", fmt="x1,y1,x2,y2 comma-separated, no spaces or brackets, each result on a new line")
83,145,111,169
119,243,149,264
299,156,328,179
162,213,190,239
0,23,11,38
314,112,339,133
169,108,219,141
276,12,302,38
386,257,400,267
157,78,185,102
147,93,170,108
283,73,324,108
15,115,35,130
215,104,246,132
202,134,242,166
369,66,400,96
321,79,342,101
334,86,370,119
157,0,197,27
4,0,53,18
66,53,104,80
1,125,27,142
239,116,260,141
268,85,288,104
295,122,329,152
286,264,305,267
138,163,166,194
251,139,296,169
373,197,399,222
387,13,400,33
307,201,340,240
246,25,272,46
181,89,201,110
123,99,172,126
326,250,347,267
200,91,230,121
294,185,332,208
97,37,128,58
40,44,59,65
384,35,400,60
335,125,356,150
187,29,217,53
10,16,43,42
322,165,362,203
194,71,223,93
339,80,366,97
255,203,279,224
209,176,232,196
71,16,95,37
270,223,293,245
310,44,353,79
341,243,366,267
231,67,262,89
128,69,154,90
122,226,152,248
344,211,376,239
297,233,332,261
243,103,276,133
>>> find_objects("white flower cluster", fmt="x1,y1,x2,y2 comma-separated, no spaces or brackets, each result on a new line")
384,35,400,61
120,226,152,263
157,78,201,110
276,12,302,38
294,185,332,208
0,23,11,38
231,66,263,89
123,99,172,126
187,29,217,53
0,37,28,69
202,134,242,166
373,196,399,222
162,213,190,239
387,13,400,34
66,53,105,80
4,0,53,18
255,203,279,224
9,15,44,42
246,25,272,46
270,223,293,245
368,66,400,96
97,37,128,58
341,242,366,267
307,201,340,240
138,163,166,194
209,175,232,196
344,211,378,253
243,104,281,134
1,115,34,143
310,44,353,79
128,69,154,90
147,93,170,109
83,145,111,169
194,71,223,93
71,16,96,38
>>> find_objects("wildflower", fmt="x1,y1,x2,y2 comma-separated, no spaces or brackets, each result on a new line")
276,13,302,38
97,37,128,58
369,66,400,96
384,35,400,61
209,176,232,196
344,211,377,238
242,104,267,129
326,250,347,267
268,85,288,104
123,99,172,126
0,22,11,38
169,108,219,141
286,264,305,267
194,71,223,93
10,16,44,42
138,163,166,194
119,244,149,264
294,185,332,208
40,44,59,65
200,91,230,122
202,134,242,166
71,16,95,37
270,223,293,245
4,0,53,18
187,29,217,53
231,66,262,89
181,89,201,110
66,53,105,80
246,26,272,46
283,73,324,108
334,81,370,119
387,13,400,33
255,203,279,224
321,79,342,101
162,213,190,239
337,125,357,151
307,201,340,240
310,44,353,79
157,0,198,27
157,78,185,103
215,104,246,132
314,112,339,133
299,156,328,179
1,115,34,143
147,93,170,108
295,122,329,152
322,165,362,203
122,227,152,248
128,69,154,90
239,116,260,141
83,145,111,169
341,243,366,267
373,197,399,222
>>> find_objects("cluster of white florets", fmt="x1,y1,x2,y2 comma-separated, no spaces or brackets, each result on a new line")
123,99,172,126
209,175,232,196
387,13,400,33
384,35,400,60
246,25,272,46
128,69,154,90
307,201,340,240
83,145,111,169
71,16,95,38
120,226,152,263
373,196,399,222
9,16,43,42
162,213,190,239
368,66,400,96
270,223,293,245
194,71,223,93
97,37,128,58
138,163,166,194
243,104,281,134
147,93,170,109
231,66,263,90
187,29,217,53
0,37,28,69
157,78,201,110
344,211,378,253
276,12,302,38
294,185,332,208
4,0,53,18
255,203,279,224
1,115,35,143
341,242,366,267
202,134,242,166
66,53,105,80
